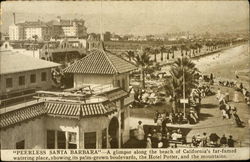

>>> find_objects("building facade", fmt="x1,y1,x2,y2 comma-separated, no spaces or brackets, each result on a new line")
0,47,137,149
48,17,87,39
9,24,24,40
0,50,60,107
8,17,87,41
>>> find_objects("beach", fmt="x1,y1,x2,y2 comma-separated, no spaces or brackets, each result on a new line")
193,43,250,88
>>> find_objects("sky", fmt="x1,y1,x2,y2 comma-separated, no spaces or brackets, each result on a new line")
1,0,249,35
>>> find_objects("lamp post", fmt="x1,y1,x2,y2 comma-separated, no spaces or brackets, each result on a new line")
181,56,187,119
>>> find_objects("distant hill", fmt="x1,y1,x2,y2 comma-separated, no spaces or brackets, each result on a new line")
1,11,249,35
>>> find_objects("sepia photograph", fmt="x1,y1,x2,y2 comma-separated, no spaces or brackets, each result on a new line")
0,0,249,161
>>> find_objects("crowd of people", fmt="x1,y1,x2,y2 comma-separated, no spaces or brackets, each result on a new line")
192,133,236,147
217,89,244,127
132,88,165,107
217,79,250,106
154,111,188,126
219,99,244,127
135,121,186,148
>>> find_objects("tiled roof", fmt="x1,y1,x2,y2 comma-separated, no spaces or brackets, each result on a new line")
46,101,117,117
81,102,117,116
63,49,137,74
0,103,46,128
0,51,60,74
0,100,118,128
46,102,81,116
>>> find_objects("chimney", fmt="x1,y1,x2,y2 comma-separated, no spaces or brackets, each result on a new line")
13,13,16,24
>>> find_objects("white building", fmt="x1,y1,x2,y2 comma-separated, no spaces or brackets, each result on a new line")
9,24,24,40
0,48,137,149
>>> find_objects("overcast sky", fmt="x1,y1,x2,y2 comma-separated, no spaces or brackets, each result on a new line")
1,0,249,35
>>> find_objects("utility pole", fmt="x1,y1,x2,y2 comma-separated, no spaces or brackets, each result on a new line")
182,56,187,119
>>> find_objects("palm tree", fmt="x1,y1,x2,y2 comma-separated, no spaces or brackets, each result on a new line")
185,44,190,56
164,57,199,113
134,49,153,88
166,48,171,60
126,50,135,62
150,47,159,62
190,44,197,57
171,45,178,59
160,46,165,61
180,44,186,56
195,42,203,53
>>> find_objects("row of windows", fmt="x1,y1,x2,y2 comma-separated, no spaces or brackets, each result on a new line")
47,130,99,149
13,130,102,149
6,72,47,88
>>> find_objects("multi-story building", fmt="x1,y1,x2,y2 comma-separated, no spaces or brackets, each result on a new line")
9,16,87,41
0,51,60,103
9,24,24,40
48,16,87,39
9,21,50,41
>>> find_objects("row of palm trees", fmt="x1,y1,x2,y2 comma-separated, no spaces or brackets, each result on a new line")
124,37,240,64
127,46,199,113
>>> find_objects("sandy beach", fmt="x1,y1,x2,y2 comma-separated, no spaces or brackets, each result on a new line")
193,43,250,88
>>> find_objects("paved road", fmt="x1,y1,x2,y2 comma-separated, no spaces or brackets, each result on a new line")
130,85,250,147
186,85,250,147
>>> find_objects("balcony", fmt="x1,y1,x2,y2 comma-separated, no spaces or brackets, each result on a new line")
0,88,37,109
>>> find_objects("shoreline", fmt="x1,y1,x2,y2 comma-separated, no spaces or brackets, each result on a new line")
159,42,248,67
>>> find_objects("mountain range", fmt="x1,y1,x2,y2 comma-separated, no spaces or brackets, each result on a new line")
1,12,249,35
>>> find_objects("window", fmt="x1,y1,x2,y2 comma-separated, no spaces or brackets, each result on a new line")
117,80,121,87
121,112,125,129
47,130,55,149
84,132,96,149
30,74,36,83
41,72,47,81
16,140,25,149
122,79,125,90
102,129,107,149
57,131,66,149
68,132,77,149
6,78,13,88
19,76,25,86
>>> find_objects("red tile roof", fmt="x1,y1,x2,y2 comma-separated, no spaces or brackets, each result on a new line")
0,100,118,128
0,103,46,128
63,49,137,74
46,102,81,116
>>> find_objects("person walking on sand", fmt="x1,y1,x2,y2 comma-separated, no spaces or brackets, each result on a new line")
233,90,240,103
217,88,221,100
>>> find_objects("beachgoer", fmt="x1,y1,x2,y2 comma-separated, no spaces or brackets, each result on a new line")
227,135,235,147
220,134,227,147
136,121,145,141
146,134,152,148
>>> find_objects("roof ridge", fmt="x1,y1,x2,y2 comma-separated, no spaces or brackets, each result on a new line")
63,49,98,72
101,50,119,74
110,51,138,67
